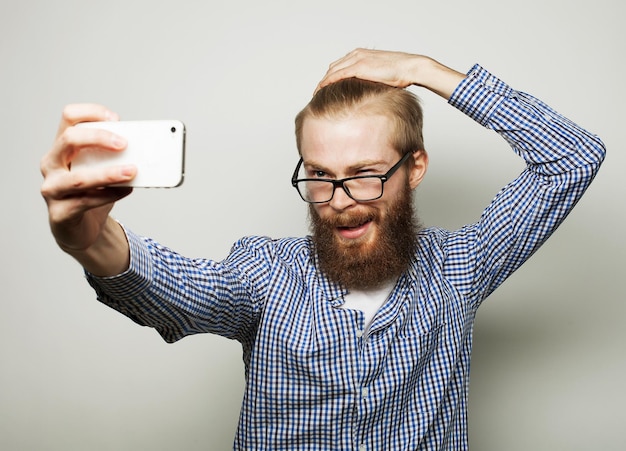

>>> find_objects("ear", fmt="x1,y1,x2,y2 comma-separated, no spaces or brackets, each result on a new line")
408,149,428,189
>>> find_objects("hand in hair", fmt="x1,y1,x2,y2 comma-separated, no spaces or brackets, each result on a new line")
316,48,465,100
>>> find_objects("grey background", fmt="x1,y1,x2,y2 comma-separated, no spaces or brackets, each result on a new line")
2,0,623,449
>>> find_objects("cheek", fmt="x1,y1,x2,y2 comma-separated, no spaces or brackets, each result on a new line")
380,171,413,204
382,173,410,198
311,204,328,220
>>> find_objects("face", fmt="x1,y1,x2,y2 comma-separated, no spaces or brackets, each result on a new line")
300,113,428,289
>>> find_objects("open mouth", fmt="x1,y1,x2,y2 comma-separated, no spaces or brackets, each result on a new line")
337,218,371,230
336,219,373,239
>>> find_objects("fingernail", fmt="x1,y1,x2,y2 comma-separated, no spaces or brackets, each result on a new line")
111,135,127,148
104,110,119,121
120,165,135,177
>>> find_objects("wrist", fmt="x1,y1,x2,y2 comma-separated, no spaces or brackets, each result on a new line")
413,57,466,100
64,218,131,277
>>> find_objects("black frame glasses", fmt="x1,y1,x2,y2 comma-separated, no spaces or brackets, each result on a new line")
291,151,413,204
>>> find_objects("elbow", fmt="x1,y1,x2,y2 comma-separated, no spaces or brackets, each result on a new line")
586,133,607,169
574,132,606,178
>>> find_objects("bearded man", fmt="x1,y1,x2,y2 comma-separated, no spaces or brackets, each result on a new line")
41,49,605,450
297,76,425,292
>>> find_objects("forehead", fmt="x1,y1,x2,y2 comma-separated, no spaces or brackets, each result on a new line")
300,113,397,166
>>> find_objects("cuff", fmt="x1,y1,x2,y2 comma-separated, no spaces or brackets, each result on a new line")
448,64,514,127
85,225,153,299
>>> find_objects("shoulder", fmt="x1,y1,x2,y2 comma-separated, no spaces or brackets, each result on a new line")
413,225,481,267
230,235,312,263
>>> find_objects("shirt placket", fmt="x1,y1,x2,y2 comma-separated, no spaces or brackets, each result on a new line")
352,284,408,450
353,323,384,451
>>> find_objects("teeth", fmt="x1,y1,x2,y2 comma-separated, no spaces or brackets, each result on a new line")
339,220,368,229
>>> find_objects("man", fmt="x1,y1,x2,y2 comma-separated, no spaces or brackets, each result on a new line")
40,49,605,449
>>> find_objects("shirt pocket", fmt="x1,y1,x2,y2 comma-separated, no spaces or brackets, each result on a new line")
392,323,447,414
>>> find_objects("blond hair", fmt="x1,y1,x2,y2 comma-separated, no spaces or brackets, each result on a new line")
295,78,424,155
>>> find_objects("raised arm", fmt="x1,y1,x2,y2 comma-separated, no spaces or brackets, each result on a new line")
319,48,605,304
40,104,137,277
316,48,466,99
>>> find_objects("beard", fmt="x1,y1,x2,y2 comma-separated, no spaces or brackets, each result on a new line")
309,183,420,290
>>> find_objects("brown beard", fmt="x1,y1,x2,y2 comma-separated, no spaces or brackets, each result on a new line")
309,183,420,290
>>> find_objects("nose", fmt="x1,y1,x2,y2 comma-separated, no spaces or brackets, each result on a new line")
328,184,356,211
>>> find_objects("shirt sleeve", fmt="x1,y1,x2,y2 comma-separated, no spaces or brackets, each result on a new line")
86,227,273,343
445,64,606,307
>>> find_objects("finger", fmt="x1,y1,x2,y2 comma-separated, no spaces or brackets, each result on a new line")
48,186,133,215
325,48,362,72
321,49,365,79
316,49,393,92
314,49,362,93
46,187,133,234
317,60,377,91
56,103,120,137
42,163,137,200
42,126,128,176
66,187,134,213
316,67,355,92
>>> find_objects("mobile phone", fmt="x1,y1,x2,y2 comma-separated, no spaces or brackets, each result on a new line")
72,120,186,188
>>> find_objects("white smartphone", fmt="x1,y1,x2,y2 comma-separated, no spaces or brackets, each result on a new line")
72,120,186,188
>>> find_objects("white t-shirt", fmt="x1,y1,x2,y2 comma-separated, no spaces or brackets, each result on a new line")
341,278,397,334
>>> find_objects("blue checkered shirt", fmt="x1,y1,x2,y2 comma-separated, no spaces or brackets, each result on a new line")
88,65,605,450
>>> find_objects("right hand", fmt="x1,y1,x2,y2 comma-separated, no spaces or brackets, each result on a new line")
40,104,136,269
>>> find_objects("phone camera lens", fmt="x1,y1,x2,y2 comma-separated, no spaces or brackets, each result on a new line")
171,126,176,133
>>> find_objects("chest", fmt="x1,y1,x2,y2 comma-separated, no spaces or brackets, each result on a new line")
249,272,470,392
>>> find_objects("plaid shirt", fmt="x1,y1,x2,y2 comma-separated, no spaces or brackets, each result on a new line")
89,65,605,450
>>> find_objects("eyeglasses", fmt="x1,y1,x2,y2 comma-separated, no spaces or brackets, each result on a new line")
291,151,412,204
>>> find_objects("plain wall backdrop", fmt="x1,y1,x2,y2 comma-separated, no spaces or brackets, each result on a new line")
1,0,623,449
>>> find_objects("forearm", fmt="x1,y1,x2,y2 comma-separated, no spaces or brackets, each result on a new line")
63,216,130,277
86,232,271,343
449,64,606,173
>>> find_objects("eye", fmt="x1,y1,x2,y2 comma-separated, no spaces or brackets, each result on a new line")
306,169,329,178
356,167,377,176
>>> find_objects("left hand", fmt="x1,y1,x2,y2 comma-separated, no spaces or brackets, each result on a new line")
316,48,465,100
316,48,425,91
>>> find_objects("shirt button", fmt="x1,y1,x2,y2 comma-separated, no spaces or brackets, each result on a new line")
361,387,369,398
356,329,363,338
485,78,495,88
359,444,366,451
